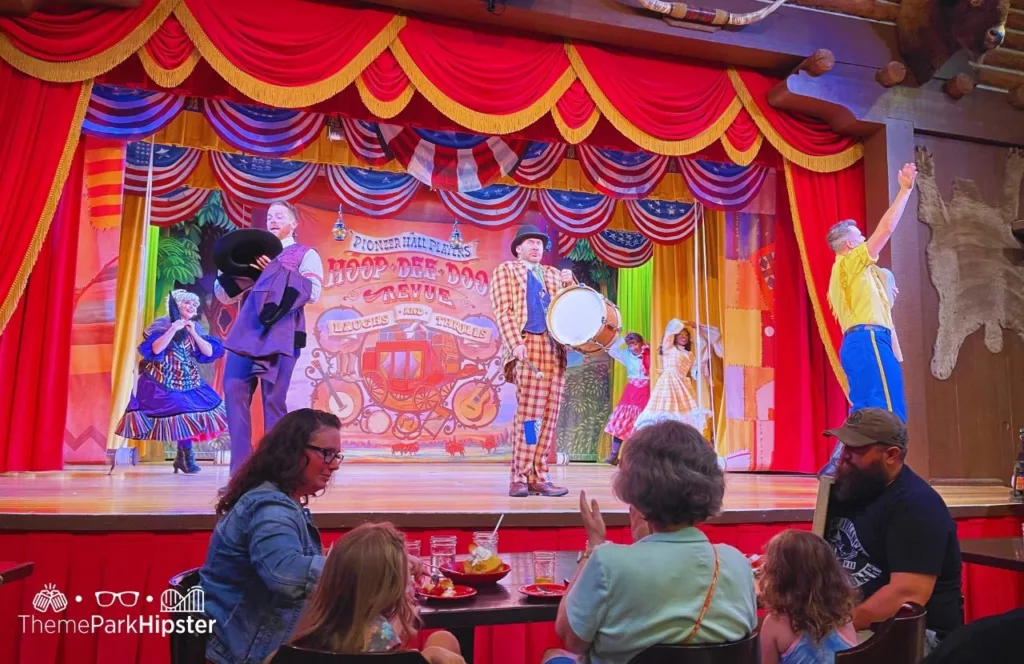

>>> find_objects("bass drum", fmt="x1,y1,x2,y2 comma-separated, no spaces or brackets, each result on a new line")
546,284,621,354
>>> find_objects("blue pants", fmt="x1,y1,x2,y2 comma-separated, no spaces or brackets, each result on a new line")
223,350,298,474
840,325,906,423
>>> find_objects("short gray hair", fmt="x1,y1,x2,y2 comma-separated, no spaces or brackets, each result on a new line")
613,421,724,528
826,220,859,252
170,289,200,309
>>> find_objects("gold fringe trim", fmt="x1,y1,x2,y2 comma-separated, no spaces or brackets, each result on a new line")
391,38,575,135
0,80,94,334
175,6,405,108
567,43,740,156
0,0,180,83
552,105,599,144
721,132,762,167
137,45,199,88
783,159,849,395
355,75,414,119
728,69,863,173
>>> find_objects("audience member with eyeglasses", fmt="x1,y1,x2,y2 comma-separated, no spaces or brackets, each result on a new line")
200,408,343,664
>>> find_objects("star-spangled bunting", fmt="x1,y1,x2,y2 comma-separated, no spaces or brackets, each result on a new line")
678,159,769,211
124,143,202,195
577,146,670,199
377,124,528,192
624,199,702,244
203,99,324,157
437,184,532,229
536,189,615,237
209,152,320,204
326,166,422,217
83,85,184,141
511,142,567,185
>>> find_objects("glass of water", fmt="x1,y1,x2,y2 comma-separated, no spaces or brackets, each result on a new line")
405,538,421,559
430,535,457,571
533,551,556,584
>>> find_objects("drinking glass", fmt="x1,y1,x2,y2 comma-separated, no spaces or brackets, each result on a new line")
430,535,457,571
533,551,556,584
472,531,498,557
405,539,421,559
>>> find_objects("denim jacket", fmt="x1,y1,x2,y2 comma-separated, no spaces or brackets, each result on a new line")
200,482,326,664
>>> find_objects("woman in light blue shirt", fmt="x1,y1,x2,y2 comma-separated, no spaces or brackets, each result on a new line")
550,421,758,664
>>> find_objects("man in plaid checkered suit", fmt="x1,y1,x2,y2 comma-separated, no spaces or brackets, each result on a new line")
490,225,576,497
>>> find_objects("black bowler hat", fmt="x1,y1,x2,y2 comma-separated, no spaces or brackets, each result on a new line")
213,229,283,281
510,224,550,256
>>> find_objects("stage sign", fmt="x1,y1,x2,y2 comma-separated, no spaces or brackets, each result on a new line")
287,206,518,461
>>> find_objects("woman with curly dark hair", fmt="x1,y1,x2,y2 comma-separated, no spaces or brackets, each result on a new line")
199,408,343,664
548,420,757,664
759,529,859,664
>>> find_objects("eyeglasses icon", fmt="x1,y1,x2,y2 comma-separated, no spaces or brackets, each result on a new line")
95,591,140,608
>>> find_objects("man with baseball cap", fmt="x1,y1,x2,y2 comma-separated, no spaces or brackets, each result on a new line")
823,408,963,649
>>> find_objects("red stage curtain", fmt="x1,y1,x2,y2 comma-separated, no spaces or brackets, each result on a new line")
0,61,91,333
774,182,849,472
783,160,867,395
357,50,414,119
568,44,740,155
722,108,762,167
730,70,862,172
137,14,198,88
0,144,84,474
2,518,1021,664
176,0,402,108
0,0,173,81
392,17,574,134
553,80,598,144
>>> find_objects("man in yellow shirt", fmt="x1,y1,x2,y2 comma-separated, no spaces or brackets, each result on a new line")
820,162,916,475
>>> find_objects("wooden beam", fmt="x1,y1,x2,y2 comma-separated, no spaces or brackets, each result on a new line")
357,0,901,71
768,64,1024,146
1007,30,1024,52
1009,9,1024,33
973,64,1024,91
783,0,899,23
943,73,975,100
982,47,1024,72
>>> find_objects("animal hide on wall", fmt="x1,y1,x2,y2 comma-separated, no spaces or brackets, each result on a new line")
915,145,1024,379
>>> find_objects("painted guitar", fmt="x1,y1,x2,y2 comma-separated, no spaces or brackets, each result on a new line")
311,359,355,421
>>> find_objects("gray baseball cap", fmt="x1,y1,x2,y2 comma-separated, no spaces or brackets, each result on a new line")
824,408,907,449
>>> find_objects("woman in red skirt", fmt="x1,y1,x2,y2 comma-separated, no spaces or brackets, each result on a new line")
602,332,651,465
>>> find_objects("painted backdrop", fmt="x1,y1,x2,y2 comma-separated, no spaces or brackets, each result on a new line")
286,205,517,460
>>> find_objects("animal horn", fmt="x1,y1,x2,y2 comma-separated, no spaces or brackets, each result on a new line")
635,0,789,27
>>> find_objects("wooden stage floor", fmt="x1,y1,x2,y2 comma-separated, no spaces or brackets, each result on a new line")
0,463,1018,531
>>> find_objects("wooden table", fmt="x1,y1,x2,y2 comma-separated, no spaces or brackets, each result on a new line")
0,561,33,587
418,551,578,663
959,537,1024,572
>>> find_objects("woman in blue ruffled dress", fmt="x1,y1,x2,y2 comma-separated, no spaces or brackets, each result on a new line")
115,290,228,474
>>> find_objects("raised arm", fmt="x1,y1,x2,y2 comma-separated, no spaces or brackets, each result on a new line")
865,163,916,260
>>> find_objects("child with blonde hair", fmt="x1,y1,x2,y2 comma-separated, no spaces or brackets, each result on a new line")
289,522,464,664
759,530,859,664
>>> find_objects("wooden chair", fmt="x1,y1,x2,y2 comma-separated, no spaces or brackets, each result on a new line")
811,475,834,537
168,568,209,664
835,603,927,664
628,632,760,664
270,645,429,664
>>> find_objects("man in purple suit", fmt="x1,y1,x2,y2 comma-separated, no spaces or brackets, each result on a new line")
215,201,323,475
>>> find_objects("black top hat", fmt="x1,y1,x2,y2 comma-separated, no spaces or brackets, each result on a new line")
213,229,284,281
510,224,550,256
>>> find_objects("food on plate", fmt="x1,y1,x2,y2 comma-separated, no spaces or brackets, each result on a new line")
463,542,503,574
420,576,456,597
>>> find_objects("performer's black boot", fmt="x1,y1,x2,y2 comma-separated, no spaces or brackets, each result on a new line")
818,442,843,478
175,441,201,474
603,438,622,466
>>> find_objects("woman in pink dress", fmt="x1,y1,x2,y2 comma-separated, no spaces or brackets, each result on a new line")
602,332,650,465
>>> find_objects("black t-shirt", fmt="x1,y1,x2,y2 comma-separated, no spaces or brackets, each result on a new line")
825,465,964,635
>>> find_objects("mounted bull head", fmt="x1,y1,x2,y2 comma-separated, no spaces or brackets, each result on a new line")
626,0,789,27
898,0,1009,83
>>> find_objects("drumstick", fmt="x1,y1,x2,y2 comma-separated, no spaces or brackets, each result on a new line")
521,356,545,379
